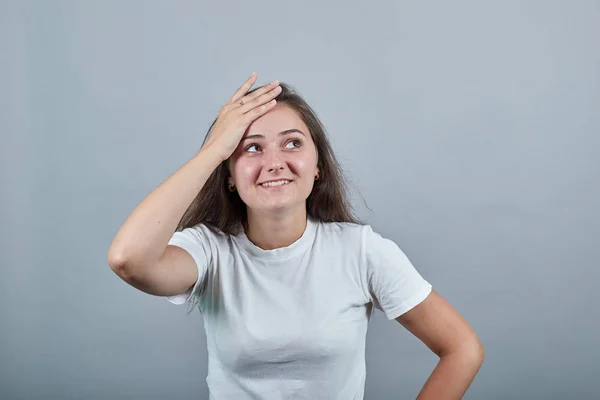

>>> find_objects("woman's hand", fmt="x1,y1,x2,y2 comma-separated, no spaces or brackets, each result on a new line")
203,73,282,161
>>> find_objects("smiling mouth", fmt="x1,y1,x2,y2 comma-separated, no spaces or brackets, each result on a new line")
260,179,292,188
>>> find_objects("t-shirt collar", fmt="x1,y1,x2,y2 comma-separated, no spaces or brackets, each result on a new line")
235,216,317,260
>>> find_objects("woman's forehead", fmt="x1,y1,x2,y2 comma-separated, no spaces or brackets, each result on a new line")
245,104,307,137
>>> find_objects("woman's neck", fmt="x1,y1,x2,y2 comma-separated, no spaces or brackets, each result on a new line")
244,208,308,250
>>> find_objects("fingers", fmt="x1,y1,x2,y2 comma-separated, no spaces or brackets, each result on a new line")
245,98,278,120
229,72,258,104
241,80,279,104
239,83,282,113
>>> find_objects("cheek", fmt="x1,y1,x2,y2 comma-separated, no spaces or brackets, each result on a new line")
296,162,313,177
291,160,317,187
294,152,318,174
233,161,260,187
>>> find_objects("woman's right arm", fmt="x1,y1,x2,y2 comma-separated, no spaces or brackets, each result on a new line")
107,148,223,296
107,73,281,297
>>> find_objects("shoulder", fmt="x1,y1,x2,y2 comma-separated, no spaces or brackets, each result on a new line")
172,222,230,247
316,221,408,261
316,219,364,234
314,220,377,247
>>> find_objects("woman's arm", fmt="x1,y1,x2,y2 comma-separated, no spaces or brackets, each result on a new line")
395,289,485,400
107,148,223,273
107,73,280,276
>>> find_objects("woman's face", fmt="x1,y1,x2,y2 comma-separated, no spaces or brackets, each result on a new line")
228,104,319,216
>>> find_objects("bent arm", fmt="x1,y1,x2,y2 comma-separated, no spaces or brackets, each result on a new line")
395,289,485,400
107,147,221,291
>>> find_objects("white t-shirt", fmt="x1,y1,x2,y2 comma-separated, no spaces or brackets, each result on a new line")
166,216,432,400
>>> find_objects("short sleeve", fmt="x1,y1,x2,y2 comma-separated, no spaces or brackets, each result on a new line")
363,225,432,320
165,224,213,305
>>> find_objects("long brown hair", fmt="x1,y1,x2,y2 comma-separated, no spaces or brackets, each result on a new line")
176,82,363,234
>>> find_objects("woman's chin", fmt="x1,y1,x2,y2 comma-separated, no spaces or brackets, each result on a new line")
249,199,302,215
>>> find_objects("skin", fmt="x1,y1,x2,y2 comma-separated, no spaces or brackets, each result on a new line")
227,103,320,251
397,290,485,399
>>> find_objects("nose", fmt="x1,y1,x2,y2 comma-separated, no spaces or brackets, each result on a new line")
265,150,285,173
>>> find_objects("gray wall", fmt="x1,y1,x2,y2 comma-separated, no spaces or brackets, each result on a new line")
2,1,599,399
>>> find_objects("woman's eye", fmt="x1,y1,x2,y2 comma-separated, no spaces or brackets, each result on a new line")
286,139,302,148
246,144,260,153
246,139,301,153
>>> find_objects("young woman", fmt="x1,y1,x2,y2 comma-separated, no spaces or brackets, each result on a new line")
108,73,484,399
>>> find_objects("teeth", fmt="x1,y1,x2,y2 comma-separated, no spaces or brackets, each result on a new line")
261,180,290,187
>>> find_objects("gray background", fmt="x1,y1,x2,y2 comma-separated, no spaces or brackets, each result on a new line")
1,1,599,399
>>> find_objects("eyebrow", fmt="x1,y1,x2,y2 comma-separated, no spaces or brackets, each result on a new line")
241,129,306,141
